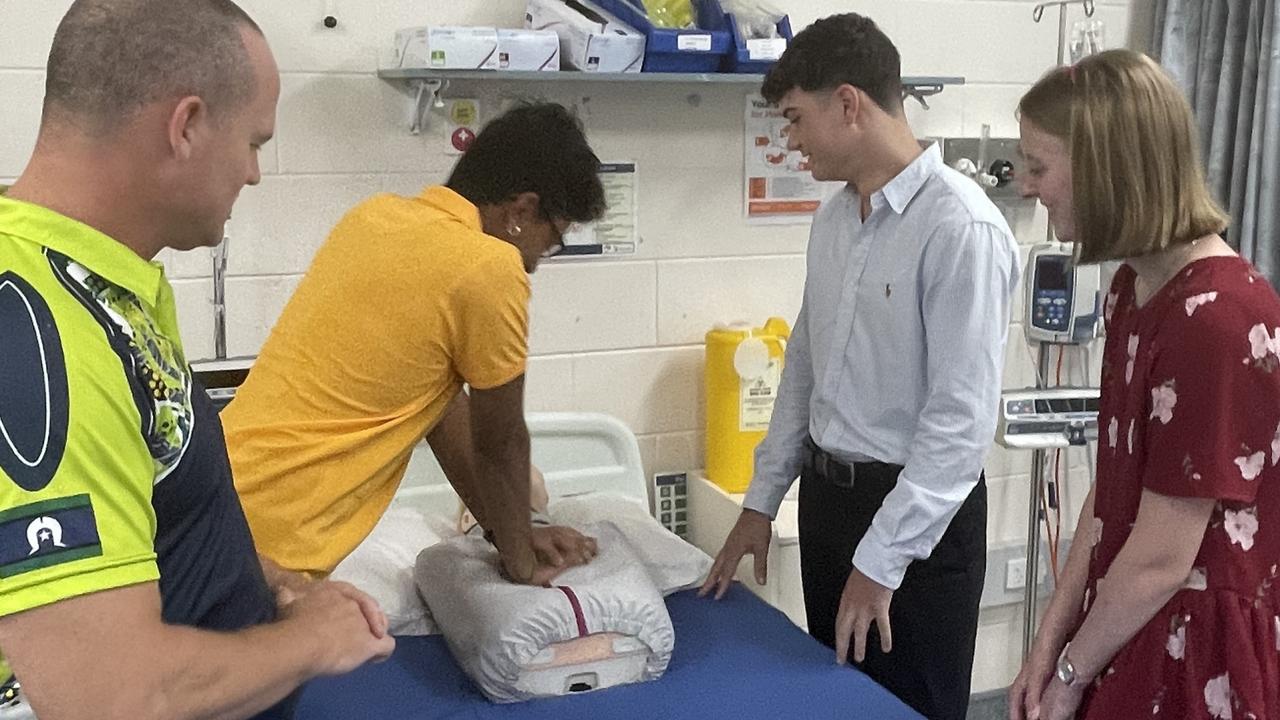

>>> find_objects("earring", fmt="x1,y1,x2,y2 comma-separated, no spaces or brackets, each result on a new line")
508,224,522,238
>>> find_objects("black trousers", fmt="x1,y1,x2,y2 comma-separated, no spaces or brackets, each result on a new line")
798,457,987,720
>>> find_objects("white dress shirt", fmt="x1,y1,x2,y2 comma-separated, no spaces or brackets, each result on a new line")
742,144,1020,590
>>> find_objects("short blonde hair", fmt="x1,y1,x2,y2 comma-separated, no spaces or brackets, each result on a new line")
1018,49,1228,264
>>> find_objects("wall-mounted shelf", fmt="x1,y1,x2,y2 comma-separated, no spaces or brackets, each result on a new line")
378,68,965,133
381,68,767,84
379,68,964,89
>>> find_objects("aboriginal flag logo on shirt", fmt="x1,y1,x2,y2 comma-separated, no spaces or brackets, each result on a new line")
0,495,102,578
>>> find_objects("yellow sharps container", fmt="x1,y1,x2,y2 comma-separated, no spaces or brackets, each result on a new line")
704,317,791,493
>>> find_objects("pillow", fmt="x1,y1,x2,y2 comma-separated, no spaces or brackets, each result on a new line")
549,493,712,596
330,505,442,636
415,522,674,703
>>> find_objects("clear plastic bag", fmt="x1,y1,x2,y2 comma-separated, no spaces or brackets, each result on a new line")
1069,19,1106,63
722,0,784,42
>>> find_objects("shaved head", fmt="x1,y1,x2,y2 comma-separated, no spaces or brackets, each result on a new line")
43,0,262,135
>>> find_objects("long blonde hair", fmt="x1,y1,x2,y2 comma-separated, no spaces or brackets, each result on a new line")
1018,49,1228,264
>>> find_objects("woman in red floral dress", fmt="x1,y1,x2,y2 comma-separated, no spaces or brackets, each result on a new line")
1008,50,1280,720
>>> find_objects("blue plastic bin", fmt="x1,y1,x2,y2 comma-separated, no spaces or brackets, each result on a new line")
701,0,793,74
592,0,731,73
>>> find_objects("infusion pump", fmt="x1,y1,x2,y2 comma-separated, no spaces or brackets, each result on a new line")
1025,243,1102,344
997,387,1100,449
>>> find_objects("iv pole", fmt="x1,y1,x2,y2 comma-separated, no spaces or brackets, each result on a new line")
1034,0,1096,69
1022,0,1097,661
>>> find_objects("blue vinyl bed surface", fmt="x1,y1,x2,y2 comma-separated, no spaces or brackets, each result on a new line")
296,584,923,719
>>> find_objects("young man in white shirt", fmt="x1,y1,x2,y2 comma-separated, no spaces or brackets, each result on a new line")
701,14,1020,720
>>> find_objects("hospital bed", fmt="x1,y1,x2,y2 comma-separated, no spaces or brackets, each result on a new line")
294,413,923,720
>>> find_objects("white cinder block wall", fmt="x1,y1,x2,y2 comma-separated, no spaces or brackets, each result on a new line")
0,0,1139,693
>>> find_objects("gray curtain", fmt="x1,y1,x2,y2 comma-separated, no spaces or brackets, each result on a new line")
1152,0,1279,284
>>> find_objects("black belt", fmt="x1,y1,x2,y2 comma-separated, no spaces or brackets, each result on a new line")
803,436,900,489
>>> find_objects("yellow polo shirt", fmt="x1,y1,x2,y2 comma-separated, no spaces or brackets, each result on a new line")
223,186,529,574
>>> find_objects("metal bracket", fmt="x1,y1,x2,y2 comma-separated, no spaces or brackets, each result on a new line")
903,82,944,110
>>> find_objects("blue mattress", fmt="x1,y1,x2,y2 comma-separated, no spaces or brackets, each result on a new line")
296,584,923,719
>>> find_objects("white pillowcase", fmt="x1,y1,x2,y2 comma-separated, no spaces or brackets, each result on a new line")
330,505,442,636
549,493,713,596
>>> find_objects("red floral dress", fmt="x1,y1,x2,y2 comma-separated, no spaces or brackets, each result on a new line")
1079,257,1280,720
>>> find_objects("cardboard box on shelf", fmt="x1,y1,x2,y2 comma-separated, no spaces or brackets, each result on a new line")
497,28,561,71
393,26,500,70
525,0,646,73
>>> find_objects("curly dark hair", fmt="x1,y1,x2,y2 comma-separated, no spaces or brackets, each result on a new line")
761,13,903,114
446,103,607,225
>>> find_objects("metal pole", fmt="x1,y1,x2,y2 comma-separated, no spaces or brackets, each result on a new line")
1023,0,1095,662
1023,344,1054,659
213,236,228,360
1057,5,1069,68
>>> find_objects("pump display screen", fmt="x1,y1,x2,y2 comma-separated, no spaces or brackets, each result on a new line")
1036,256,1070,291
1030,254,1073,333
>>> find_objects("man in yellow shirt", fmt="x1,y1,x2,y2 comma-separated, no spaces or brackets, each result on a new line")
223,104,606,586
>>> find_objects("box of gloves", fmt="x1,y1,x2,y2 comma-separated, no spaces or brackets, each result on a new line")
497,29,561,71
393,26,500,70
525,0,646,73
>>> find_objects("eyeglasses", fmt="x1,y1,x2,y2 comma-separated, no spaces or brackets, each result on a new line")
542,220,577,259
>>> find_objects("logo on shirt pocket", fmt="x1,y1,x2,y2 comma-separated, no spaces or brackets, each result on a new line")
0,272,69,493
861,269,914,305
0,495,102,578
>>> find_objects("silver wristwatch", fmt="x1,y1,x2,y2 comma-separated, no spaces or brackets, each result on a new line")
1056,642,1084,687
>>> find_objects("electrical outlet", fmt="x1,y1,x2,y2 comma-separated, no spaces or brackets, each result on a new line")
1006,558,1027,590
981,538,1077,609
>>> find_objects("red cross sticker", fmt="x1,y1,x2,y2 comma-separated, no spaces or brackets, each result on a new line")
451,127,475,152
